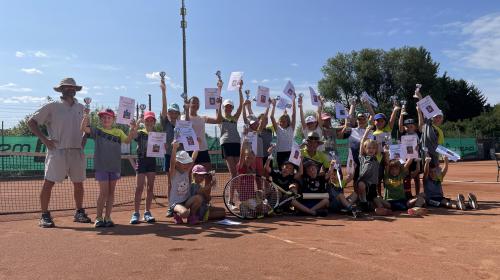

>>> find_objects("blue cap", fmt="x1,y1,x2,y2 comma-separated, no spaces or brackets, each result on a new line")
168,103,180,112
374,113,386,121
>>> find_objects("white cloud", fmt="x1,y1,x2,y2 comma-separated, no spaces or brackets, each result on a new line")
34,51,48,58
290,63,299,67
15,51,25,58
251,79,270,84
461,14,500,71
0,95,45,104
21,68,43,75
0,83,33,93
113,85,127,91
251,79,259,84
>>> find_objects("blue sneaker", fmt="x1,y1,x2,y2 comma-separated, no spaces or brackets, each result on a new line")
143,211,156,223
130,212,140,224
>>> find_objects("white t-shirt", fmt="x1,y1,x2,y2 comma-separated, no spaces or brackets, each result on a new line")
302,126,324,151
276,126,294,152
182,115,208,151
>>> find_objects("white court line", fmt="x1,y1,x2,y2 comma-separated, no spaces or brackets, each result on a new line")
445,180,500,184
260,232,413,279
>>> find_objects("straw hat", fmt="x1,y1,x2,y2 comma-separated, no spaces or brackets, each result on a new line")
53,78,82,92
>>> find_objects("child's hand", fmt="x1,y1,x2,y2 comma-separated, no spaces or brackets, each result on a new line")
425,157,432,163
271,98,277,107
383,144,390,153
172,140,180,149
216,96,222,104
267,144,275,154
129,119,137,129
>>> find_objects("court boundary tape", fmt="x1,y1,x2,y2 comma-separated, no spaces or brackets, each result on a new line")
444,180,500,184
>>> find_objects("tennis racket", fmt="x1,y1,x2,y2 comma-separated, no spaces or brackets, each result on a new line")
223,174,301,219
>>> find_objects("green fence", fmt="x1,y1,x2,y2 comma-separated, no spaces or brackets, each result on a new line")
0,136,480,172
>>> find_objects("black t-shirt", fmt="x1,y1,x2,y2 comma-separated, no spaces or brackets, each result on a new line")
300,174,327,194
135,130,149,158
270,169,296,191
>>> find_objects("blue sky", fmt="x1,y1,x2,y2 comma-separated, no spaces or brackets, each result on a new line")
1,0,500,129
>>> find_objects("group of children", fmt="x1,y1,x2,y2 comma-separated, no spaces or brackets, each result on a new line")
79,75,479,227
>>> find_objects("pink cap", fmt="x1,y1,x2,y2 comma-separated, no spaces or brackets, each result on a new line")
192,164,208,174
144,111,156,121
98,108,115,118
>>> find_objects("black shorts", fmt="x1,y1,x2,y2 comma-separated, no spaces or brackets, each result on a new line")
357,181,378,202
388,199,408,211
221,143,241,159
136,157,157,174
276,151,291,168
189,150,211,164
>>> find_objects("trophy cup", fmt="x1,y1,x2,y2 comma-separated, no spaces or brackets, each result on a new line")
244,90,250,100
413,84,422,99
401,100,408,115
181,92,188,103
159,71,166,82
83,97,92,114
139,104,146,119
384,135,392,145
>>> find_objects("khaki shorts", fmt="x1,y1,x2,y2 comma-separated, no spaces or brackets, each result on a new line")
45,149,86,183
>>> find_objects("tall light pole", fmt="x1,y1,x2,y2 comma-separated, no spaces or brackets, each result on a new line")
180,0,188,114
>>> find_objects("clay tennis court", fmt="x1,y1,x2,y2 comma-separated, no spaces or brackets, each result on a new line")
1,161,499,280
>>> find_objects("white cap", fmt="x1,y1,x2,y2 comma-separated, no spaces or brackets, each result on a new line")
176,150,193,164
222,99,234,107
305,115,317,123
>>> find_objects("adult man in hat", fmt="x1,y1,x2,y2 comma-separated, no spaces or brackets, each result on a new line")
300,131,331,171
28,78,91,227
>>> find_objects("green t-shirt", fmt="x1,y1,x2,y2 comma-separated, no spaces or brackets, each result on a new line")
301,147,331,169
383,171,407,201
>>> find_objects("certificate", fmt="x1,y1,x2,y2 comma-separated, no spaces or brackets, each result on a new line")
288,142,302,166
175,120,199,152
276,95,292,110
335,103,348,119
346,148,356,175
309,87,319,106
227,71,244,91
256,86,270,107
116,96,135,125
360,91,378,108
417,95,441,119
436,145,461,162
283,80,295,99
401,134,419,160
146,132,167,158
204,88,219,110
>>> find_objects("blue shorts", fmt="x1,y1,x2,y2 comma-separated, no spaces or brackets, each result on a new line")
95,171,121,181
300,199,322,209
329,188,344,212
163,154,171,172
388,199,408,211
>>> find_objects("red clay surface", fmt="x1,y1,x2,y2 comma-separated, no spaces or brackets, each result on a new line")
1,161,499,280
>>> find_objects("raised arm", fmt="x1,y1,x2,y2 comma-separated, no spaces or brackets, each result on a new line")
237,139,247,167
80,112,91,135
256,102,271,133
294,160,304,180
298,94,305,128
317,96,324,128
359,120,373,152
161,79,167,119
403,158,414,173
242,100,250,125
416,105,424,130
169,141,179,178
348,99,357,127
270,99,278,131
398,106,405,133
291,95,297,129
264,145,275,176
388,105,401,130
123,120,137,144
233,80,245,119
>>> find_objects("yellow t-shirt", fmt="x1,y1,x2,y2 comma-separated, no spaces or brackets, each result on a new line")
300,147,331,169
433,125,444,145
100,127,128,142
373,125,392,136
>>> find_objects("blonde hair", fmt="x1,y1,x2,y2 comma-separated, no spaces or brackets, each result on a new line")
361,139,378,155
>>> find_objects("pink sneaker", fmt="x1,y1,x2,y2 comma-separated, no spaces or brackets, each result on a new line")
188,215,200,225
173,213,184,224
